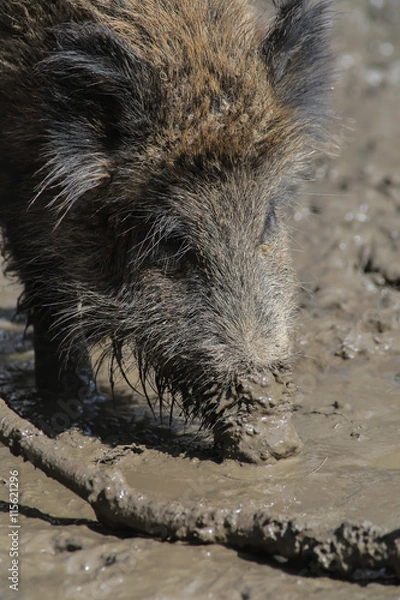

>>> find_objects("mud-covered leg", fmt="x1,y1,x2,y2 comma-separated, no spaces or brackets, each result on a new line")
32,307,93,398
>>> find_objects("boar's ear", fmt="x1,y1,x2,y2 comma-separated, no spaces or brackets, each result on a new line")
261,0,333,135
35,23,157,215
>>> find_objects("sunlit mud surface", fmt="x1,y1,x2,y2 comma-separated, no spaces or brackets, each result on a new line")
1,1,400,598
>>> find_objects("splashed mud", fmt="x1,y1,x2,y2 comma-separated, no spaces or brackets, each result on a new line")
1,0,400,598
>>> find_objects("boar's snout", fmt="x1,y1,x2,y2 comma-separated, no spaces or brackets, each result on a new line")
208,368,302,463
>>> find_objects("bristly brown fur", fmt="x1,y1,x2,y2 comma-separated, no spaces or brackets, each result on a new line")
0,1,334,434
0,1,329,200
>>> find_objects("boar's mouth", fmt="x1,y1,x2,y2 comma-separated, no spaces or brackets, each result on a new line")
110,336,301,462
126,339,289,424
134,350,302,463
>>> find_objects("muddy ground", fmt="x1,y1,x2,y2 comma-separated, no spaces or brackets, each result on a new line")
1,0,400,598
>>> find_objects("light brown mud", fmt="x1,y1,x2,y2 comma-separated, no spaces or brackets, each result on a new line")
2,399,398,582
1,0,400,598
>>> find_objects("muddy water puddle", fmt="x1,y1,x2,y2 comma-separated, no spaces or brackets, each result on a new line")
1,0,400,598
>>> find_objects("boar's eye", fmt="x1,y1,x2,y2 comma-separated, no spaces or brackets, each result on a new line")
158,230,197,268
261,206,278,240
160,231,188,256
146,212,197,270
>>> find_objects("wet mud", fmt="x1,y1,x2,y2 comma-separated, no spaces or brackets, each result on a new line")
1,0,400,598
